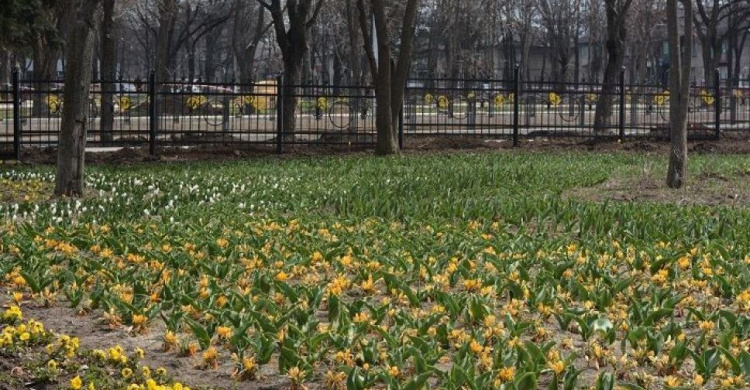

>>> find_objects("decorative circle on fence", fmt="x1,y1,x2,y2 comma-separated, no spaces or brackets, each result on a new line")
437,95,449,110
118,96,131,112
45,95,62,113
495,94,505,107
654,90,670,106
187,95,207,110
548,92,562,106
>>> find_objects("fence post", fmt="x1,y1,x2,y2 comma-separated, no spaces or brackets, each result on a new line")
579,92,585,128
276,74,284,154
398,106,404,150
513,63,520,147
148,70,157,156
12,67,21,160
619,67,626,142
222,94,230,133
714,68,721,141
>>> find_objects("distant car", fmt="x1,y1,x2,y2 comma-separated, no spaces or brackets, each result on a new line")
117,83,137,93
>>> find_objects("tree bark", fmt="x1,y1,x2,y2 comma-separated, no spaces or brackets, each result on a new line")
0,49,10,86
55,0,101,197
593,0,633,133
99,0,115,144
693,0,730,87
282,58,302,141
155,0,178,85
259,0,325,140
231,3,267,86
32,38,59,117
204,31,217,82
357,0,420,155
345,0,363,134
188,42,197,81
666,0,692,189
573,18,584,84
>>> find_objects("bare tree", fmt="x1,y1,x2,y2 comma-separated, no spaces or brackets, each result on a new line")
583,0,607,82
231,0,271,85
626,0,664,85
357,0,421,154
505,0,537,82
258,0,325,140
666,0,692,189
175,1,232,81
725,2,750,87
155,0,178,84
592,0,634,133
100,0,116,144
536,0,582,84
626,0,665,127
345,0,363,86
693,0,729,86
55,0,102,196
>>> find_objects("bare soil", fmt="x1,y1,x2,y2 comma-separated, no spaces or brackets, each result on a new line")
563,162,750,207
0,299,301,390
10,132,750,167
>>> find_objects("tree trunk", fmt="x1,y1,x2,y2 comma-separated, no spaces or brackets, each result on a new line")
91,46,100,81
282,58,301,141
520,33,531,83
234,42,257,86
333,54,343,88
232,4,265,87
593,0,630,134
100,0,115,144
204,28,222,82
573,20,584,85
425,13,439,85
259,0,325,142
700,35,720,85
55,0,101,197
630,50,649,127
303,30,313,83
155,0,177,85
730,28,748,122
345,0,362,134
188,43,197,82
666,0,692,189
374,63,397,153
32,41,58,117
357,0,420,155
0,49,10,86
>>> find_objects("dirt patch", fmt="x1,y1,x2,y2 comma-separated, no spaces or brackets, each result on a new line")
1,298,299,390
10,133,750,166
564,163,750,206
0,178,53,204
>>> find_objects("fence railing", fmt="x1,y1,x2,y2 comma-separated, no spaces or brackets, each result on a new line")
1,67,748,158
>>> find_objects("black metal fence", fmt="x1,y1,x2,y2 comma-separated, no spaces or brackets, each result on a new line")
1,67,748,159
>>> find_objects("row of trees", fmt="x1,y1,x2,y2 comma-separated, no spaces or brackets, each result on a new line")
3,1,749,87
0,0,421,194
1,0,748,194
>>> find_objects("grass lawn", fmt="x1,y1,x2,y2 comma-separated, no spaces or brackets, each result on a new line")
0,151,749,390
